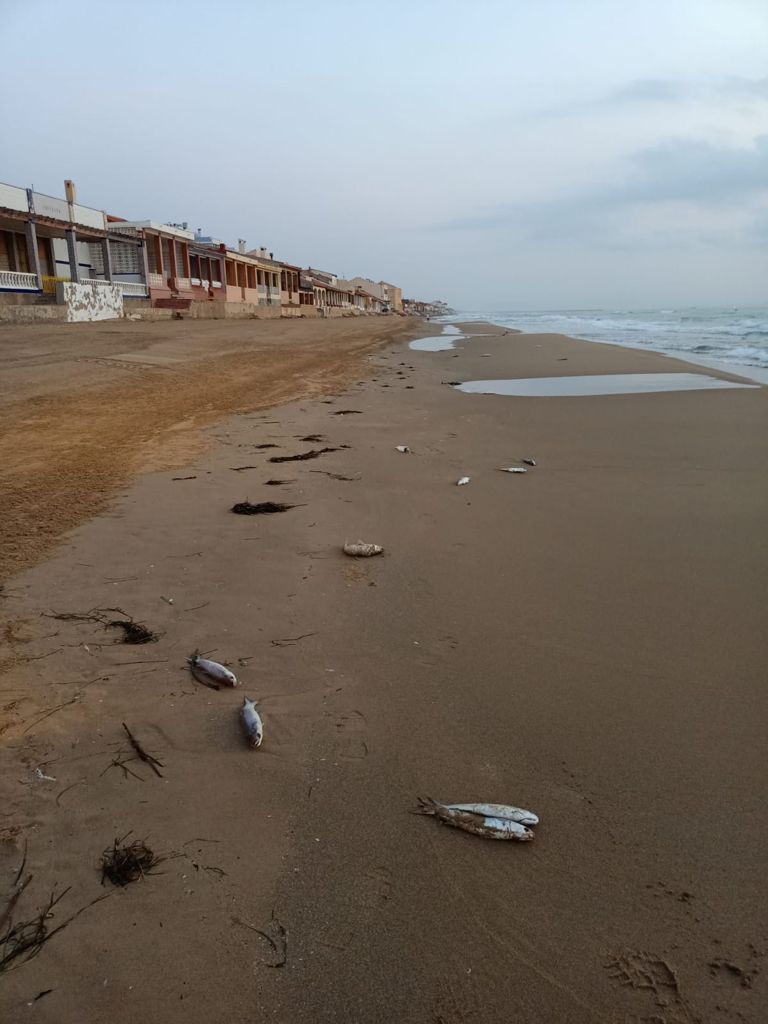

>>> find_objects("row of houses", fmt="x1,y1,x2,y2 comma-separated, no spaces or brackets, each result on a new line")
0,179,417,323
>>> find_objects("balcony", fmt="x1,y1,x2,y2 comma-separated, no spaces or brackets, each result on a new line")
0,270,39,291
82,278,148,297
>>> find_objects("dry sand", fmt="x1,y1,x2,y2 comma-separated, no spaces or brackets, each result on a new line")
0,318,766,1023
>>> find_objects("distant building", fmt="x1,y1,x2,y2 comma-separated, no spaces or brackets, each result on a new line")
346,277,402,312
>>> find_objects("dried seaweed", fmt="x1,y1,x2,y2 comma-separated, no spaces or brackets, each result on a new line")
231,501,297,515
269,447,343,464
106,618,157,644
332,410,362,415
264,479,293,486
100,837,161,887
253,443,279,449
299,434,325,442
0,886,109,974
46,608,159,645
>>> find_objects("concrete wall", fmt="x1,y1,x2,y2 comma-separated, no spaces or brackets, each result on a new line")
0,303,67,323
57,281,123,322
0,297,307,324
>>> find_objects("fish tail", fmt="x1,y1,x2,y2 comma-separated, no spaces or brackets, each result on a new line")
413,796,441,816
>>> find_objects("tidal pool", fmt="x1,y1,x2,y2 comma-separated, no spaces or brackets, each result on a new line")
454,373,757,397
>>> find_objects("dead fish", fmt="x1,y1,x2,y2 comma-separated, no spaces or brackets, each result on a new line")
188,651,237,687
415,797,535,841
395,445,411,453
497,467,527,474
522,458,537,467
443,802,539,826
241,697,263,749
343,540,383,557
456,476,471,486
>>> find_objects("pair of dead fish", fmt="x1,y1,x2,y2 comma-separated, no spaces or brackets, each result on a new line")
415,797,539,841
187,652,263,749
498,459,536,473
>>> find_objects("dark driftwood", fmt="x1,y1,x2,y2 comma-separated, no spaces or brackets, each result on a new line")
122,723,164,777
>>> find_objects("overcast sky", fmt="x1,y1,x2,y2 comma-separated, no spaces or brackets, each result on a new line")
2,0,766,309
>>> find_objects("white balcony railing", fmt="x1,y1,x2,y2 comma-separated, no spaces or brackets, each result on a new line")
118,281,148,297
148,273,165,288
82,277,147,297
0,270,39,291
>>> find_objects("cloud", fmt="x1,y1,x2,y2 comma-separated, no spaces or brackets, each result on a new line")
435,135,768,238
539,75,768,119
606,75,768,106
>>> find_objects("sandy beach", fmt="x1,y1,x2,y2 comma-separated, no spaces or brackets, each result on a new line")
1,317,766,1023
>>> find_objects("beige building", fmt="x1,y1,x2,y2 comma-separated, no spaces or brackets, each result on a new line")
347,277,402,312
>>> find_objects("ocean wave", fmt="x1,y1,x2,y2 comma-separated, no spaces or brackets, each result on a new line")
457,306,768,369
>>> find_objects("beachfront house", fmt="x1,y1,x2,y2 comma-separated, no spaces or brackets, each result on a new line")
0,179,148,320
245,247,296,312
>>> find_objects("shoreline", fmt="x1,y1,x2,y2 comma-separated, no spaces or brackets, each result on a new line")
1,319,765,1022
445,313,768,385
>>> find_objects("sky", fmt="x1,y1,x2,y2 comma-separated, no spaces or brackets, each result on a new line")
1,0,766,310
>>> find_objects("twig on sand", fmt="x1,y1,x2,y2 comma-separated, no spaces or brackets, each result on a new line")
231,912,287,968
22,697,80,735
100,757,145,782
309,470,360,482
172,475,197,481
122,723,163,778
112,659,167,666
55,780,87,806
271,633,318,647
12,841,28,888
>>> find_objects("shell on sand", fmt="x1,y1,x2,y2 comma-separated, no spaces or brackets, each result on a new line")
415,797,536,841
343,540,383,558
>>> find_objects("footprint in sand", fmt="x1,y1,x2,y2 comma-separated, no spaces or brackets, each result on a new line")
334,708,368,760
604,949,700,1023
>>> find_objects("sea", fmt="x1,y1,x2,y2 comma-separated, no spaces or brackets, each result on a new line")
443,307,768,383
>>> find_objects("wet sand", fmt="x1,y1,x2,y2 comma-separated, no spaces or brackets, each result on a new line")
1,321,766,1023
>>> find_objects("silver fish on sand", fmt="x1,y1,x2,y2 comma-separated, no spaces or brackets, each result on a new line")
497,467,527,474
188,651,237,687
415,797,537,841
522,458,536,467
343,540,384,557
395,445,411,453
456,476,471,486
241,697,264,749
